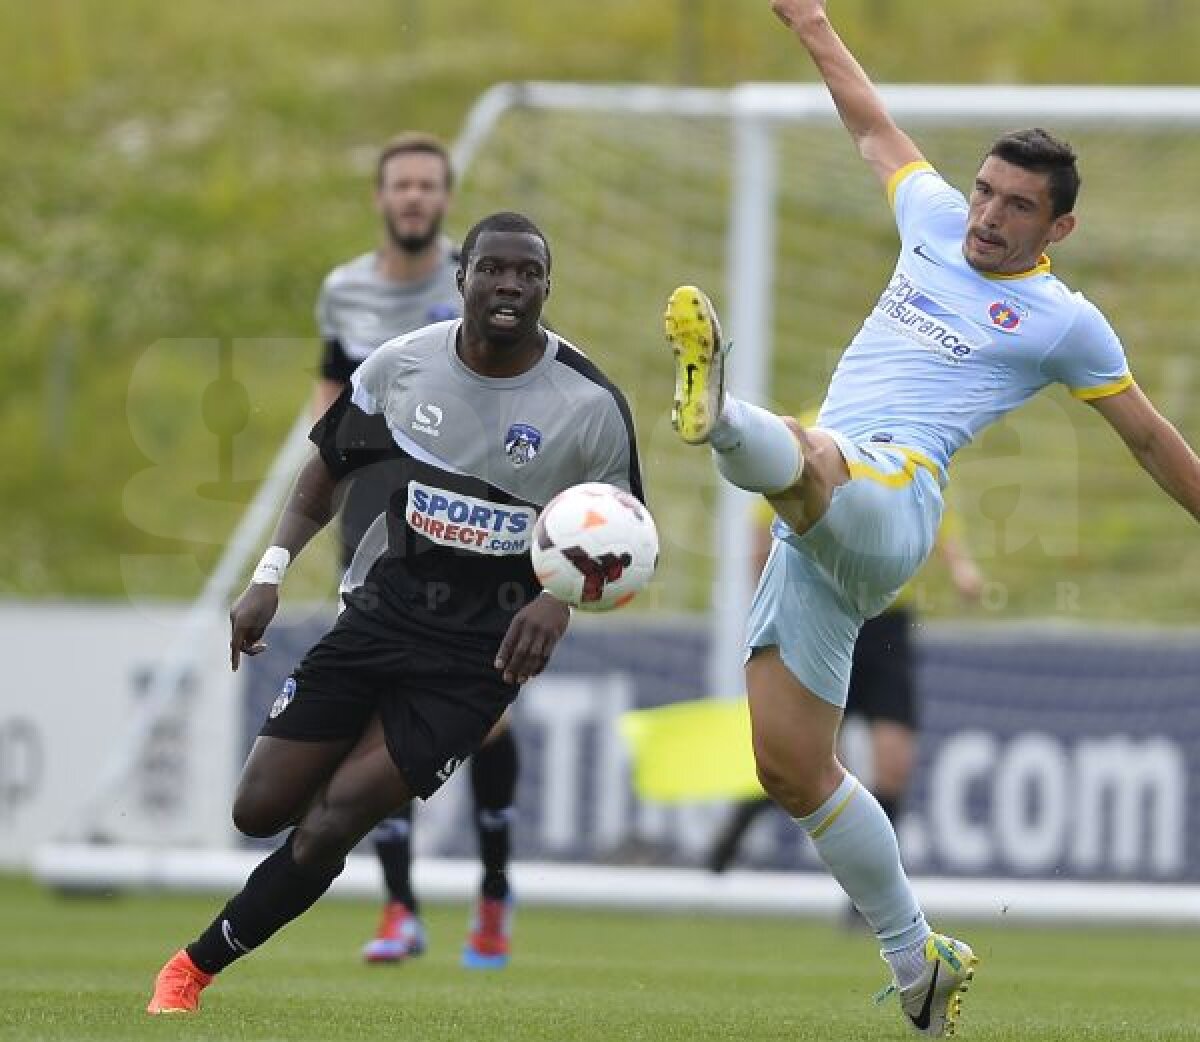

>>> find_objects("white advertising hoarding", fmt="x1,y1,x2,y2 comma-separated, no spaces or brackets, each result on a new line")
0,603,239,867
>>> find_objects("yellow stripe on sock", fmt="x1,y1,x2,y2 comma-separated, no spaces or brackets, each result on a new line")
809,780,859,839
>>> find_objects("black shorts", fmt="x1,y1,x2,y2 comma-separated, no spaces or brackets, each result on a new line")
844,606,917,728
259,608,517,799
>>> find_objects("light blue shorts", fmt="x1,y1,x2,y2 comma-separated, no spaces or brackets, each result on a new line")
744,432,944,707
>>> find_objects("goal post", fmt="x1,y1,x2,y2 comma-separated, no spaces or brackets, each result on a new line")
454,80,1200,701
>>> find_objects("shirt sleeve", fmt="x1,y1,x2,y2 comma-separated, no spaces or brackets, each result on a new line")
308,360,396,480
320,337,356,383
889,162,968,243
1040,296,1133,401
583,389,645,505
315,277,354,382
315,276,336,339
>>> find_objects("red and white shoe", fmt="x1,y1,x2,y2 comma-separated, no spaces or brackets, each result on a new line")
461,896,513,969
362,902,427,963
146,949,213,1014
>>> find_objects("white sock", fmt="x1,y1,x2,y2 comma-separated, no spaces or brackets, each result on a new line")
709,397,802,494
884,936,932,991
794,773,930,978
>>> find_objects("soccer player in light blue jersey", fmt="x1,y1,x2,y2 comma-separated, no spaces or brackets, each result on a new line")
664,1,1200,1035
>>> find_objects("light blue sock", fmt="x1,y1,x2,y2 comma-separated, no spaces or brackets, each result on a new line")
795,773,930,956
709,397,802,494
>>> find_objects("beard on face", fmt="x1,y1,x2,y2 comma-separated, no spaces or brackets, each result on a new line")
385,210,443,254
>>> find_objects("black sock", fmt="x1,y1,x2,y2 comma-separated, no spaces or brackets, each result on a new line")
373,806,418,912
186,833,342,974
708,796,773,873
470,729,518,901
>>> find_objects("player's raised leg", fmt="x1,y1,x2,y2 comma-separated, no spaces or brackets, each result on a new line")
663,285,846,533
147,717,410,1013
664,285,728,445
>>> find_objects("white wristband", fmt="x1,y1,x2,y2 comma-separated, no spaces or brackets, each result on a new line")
252,546,290,586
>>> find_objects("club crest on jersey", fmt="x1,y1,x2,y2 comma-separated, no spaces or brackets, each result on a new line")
504,423,542,468
270,678,296,719
988,299,1026,332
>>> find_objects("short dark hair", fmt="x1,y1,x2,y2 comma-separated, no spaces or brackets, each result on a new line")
459,212,552,271
987,128,1080,217
375,132,454,189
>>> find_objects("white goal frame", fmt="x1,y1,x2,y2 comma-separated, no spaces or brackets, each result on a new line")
44,82,1200,923
459,80,1200,702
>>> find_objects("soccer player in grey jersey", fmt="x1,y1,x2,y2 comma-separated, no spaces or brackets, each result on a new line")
315,134,526,968
147,212,644,1013
314,132,462,558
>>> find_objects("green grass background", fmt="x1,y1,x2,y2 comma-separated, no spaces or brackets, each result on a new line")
4,0,1200,617
1,875,1197,1042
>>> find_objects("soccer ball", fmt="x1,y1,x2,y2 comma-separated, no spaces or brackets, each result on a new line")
531,482,659,611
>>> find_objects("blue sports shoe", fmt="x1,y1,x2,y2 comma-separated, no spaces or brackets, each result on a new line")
461,895,513,969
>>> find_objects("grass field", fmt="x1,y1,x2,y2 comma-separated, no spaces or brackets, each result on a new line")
2,875,1198,1042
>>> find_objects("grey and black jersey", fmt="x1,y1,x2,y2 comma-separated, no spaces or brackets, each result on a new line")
310,319,643,655
315,240,461,559
316,240,461,383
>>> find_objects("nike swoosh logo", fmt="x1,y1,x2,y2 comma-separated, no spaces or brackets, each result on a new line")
912,243,942,266
222,919,251,955
912,961,940,1031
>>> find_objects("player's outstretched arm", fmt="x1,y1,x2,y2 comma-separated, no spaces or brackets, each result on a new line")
770,0,924,187
229,453,340,670
937,531,985,603
312,377,346,420
1088,384,1200,524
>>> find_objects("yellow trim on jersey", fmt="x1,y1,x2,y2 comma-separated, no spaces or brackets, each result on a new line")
848,446,942,489
887,161,935,210
984,253,1053,280
809,781,859,839
1071,372,1134,401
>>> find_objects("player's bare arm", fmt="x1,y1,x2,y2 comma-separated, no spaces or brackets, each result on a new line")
937,533,985,602
313,377,346,419
493,592,571,686
1087,384,1200,524
770,0,924,187
229,453,341,670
